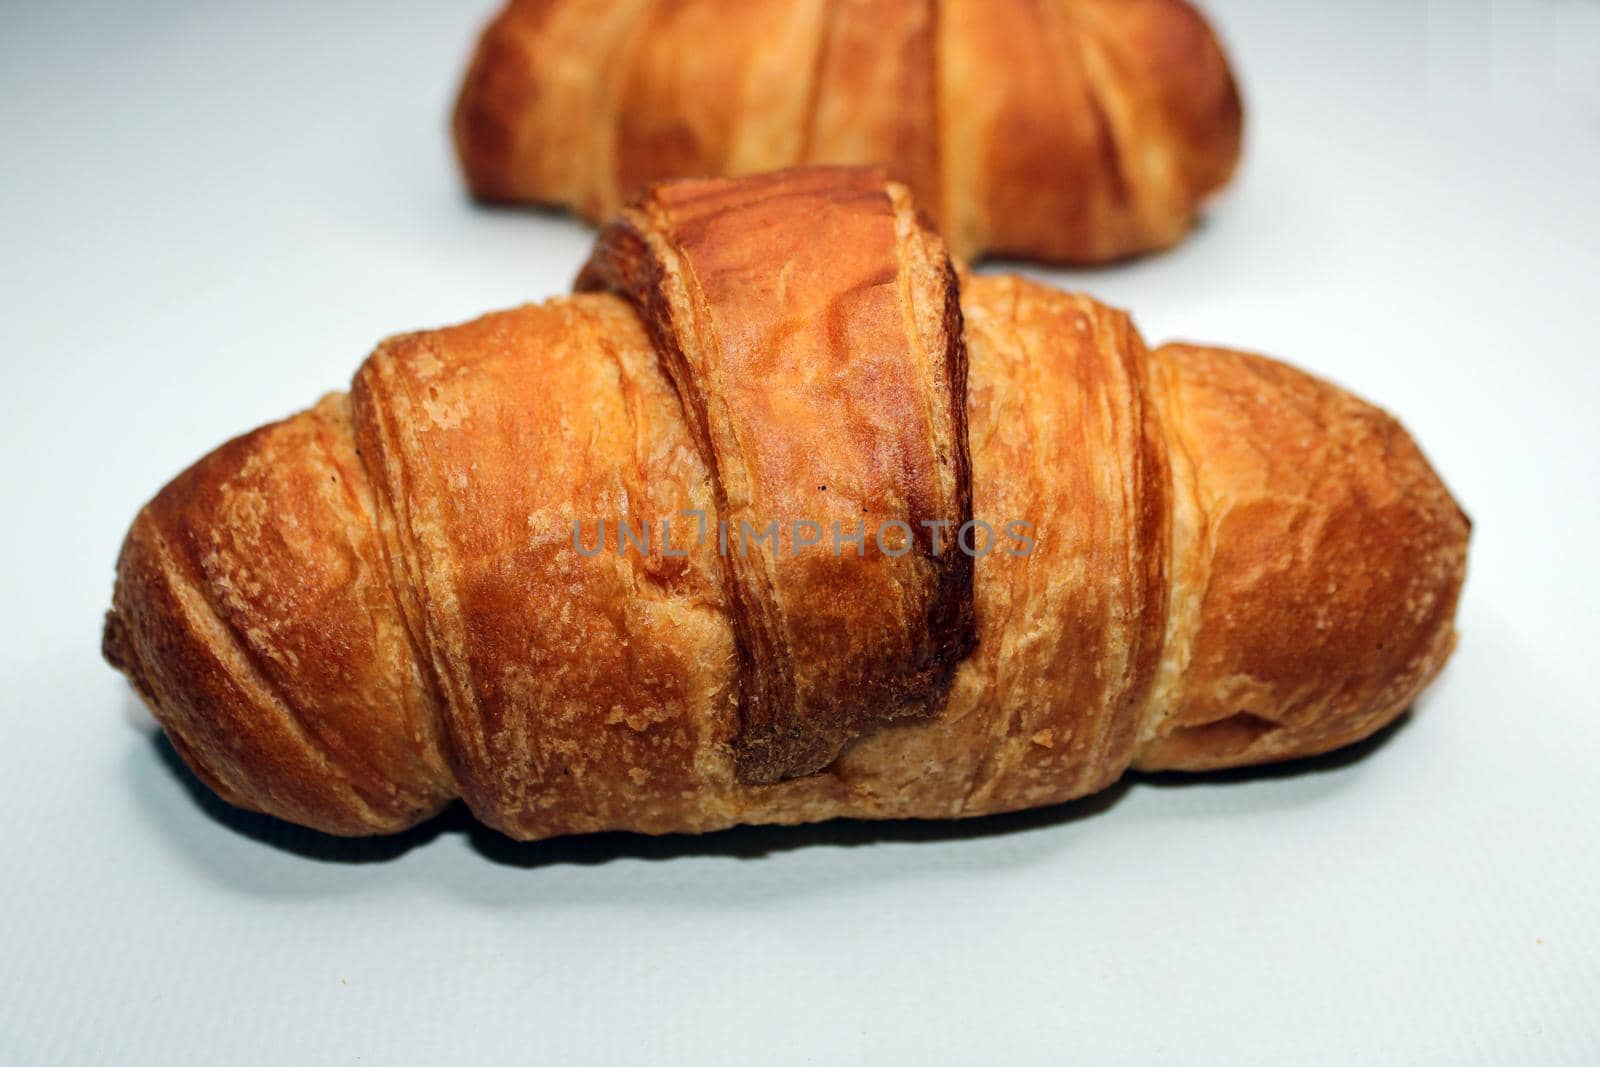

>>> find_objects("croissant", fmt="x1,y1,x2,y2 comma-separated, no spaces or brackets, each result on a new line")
453,0,1243,264
104,168,1467,841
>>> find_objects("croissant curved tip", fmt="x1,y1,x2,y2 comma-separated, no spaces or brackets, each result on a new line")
101,607,132,676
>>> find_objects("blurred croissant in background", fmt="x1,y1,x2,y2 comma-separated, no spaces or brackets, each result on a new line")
453,0,1244,263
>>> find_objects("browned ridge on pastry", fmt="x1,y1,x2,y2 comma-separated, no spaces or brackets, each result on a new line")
453,0,1245,264
104,168,1467,841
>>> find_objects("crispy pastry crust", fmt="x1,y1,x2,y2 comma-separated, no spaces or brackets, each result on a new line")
574,168,975,783
105,171,1468,840
451,0,1244,264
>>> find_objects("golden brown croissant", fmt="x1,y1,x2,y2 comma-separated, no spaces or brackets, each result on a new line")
104,168,1467,841
453,0,1244,264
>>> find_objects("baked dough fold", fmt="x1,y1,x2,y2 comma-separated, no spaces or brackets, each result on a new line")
452,0,1245,263
105,170,1468,840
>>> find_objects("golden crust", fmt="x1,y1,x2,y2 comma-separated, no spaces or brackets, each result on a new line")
1133,343,1470,770
105,172,1467,840
103,397,455,834
575,168,976,784
345,297,736,837
452,0,1244,263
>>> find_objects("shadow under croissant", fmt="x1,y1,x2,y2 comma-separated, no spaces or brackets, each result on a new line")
142,713,1412,870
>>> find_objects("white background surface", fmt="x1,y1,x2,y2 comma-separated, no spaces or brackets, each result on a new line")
2,1,1597,1063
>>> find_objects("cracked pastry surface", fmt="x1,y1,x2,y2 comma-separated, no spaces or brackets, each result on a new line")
104,170,1468,840
452,0,1245,264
